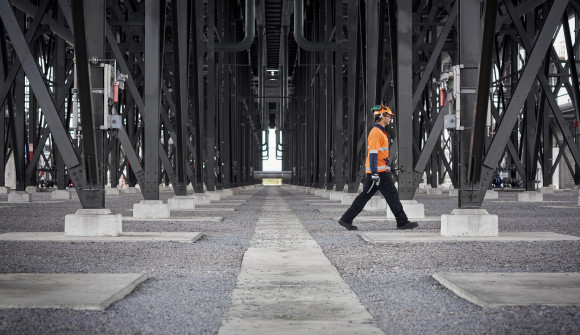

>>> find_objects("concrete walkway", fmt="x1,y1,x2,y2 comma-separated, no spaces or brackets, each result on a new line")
218,189,384,335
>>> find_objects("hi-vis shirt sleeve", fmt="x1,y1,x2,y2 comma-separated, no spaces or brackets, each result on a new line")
367,128,382,155
367,128,381,174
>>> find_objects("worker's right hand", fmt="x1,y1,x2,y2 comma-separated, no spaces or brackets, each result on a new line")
371,173,379,181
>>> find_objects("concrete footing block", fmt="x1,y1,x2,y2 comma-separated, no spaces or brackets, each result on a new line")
387,200,425,219
51,189,71,200
578,196,580,206
314,189,323,196
65,209,122,237
121,187,139,194
518,191,543,202
219,189,234,197
363,197,387,211
133,200,170,218
320,190,331,199
105,188,121,196
168,196,196,210
206,191,221,201
25,186,39,193
441,208,498,237
0,187,9,194
449,189,458,197
427,188,443,195
342,193,358,205
159,185,174,192
8,191,32,203
329,190,343,201
192,193,211,204
484,190,499,199
539,187,554,194
415,187,426,194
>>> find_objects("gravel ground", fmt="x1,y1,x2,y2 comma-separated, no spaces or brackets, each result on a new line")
0,186,579,334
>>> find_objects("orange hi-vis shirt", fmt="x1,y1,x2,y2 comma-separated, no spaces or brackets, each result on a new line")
365,124,390,174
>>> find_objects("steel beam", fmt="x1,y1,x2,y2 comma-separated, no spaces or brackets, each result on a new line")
394,0,414,199
142,0,164,200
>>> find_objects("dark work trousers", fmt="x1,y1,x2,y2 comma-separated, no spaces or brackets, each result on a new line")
340,172,408,224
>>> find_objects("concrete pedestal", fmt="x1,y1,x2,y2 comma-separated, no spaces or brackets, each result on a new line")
105,188,121,196
51,190,71,200
387,200,425,219
192,193,211,204
427,188,443,195
341,193,358,205
122,187,139,194
25,186,39,193
578,196,580,206
539,187,554,195
363,197,387,211
160,185,174,192
168,196,196,210
0,187,9,194
441,209,498,237
206,191,221,201
8,191,32,203
133,200,170,218
415,187,426,194
65,209,122,237
320,190,332,199
219,189,234,197
518,191,543,202
314,189,323,196
449,189,458,197
484,190,499,199
329,190,343,201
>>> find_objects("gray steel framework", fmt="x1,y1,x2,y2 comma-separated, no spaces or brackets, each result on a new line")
0,0,578,212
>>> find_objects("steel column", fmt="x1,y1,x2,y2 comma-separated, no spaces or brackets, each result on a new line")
395,0,414,200
143,0,163,200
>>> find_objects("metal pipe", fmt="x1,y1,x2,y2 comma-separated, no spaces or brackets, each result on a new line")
215,0,255,52
293,0,338,51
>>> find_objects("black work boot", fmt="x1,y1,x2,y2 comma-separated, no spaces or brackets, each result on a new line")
338,219,358,231
396,219,419,230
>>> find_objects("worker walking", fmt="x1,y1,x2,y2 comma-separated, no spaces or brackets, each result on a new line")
338,105,419,231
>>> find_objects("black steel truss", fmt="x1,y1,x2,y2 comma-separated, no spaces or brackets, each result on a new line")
0,0,578,213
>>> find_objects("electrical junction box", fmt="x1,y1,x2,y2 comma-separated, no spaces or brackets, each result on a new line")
444,114,456,129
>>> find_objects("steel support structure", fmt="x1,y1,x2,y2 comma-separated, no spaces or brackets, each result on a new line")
1,0,579,214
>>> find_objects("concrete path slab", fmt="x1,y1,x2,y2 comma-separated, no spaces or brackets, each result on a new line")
0,273,146,310
206,202,244,205
189,208,236,212
332,216,441,222
122,216,222,222
359,232,580,243
432,272,580,307
0,232,202,243
218,189,384,335
541,205,580,209
308,202,347,206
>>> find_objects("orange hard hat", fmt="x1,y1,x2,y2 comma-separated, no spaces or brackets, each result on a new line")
372,105,394,119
